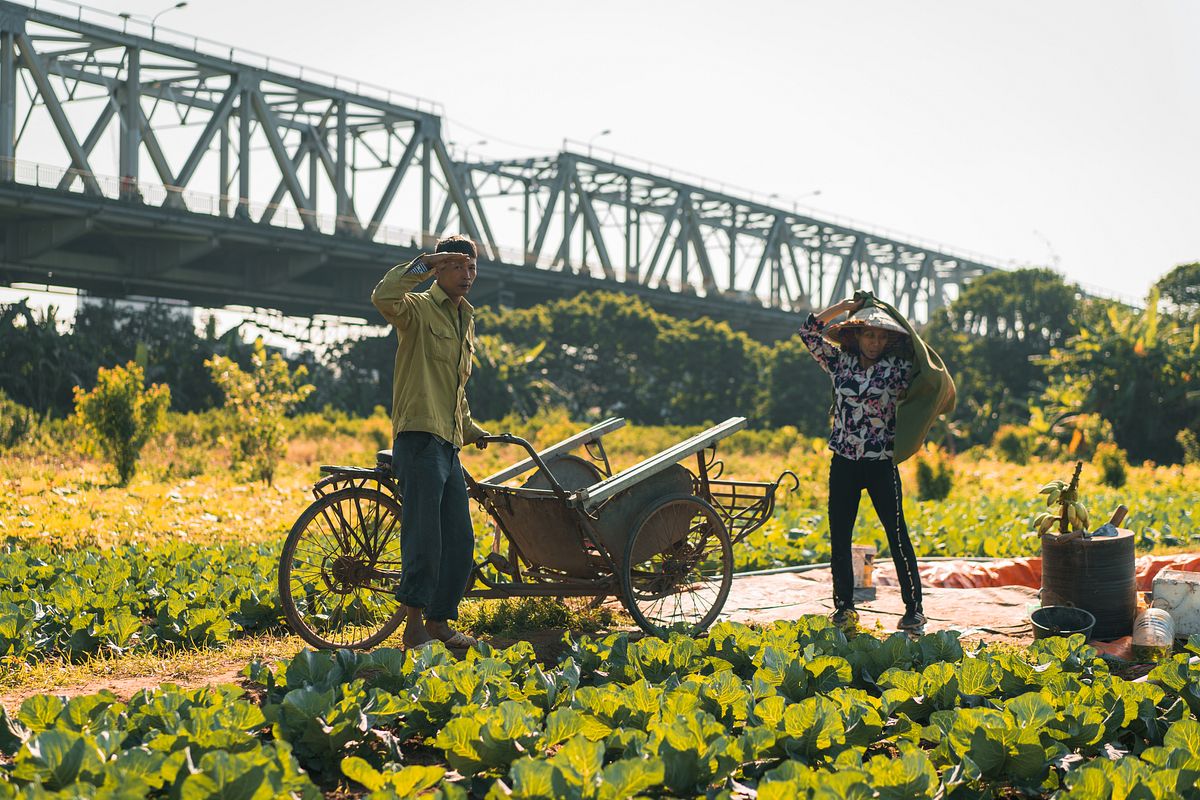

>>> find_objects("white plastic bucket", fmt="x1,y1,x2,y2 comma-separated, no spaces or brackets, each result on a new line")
851,545,876,589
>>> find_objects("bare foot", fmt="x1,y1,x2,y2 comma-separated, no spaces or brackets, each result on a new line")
400,606,433,649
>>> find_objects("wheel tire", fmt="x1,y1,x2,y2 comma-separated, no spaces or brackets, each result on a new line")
278,486,406,650
619,493,732,637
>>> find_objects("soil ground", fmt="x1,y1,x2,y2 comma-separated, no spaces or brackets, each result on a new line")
722,567,1038,642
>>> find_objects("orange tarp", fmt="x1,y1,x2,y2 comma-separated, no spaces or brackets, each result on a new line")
875,554,1200,591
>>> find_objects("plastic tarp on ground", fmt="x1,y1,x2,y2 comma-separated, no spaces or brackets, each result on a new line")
874,553,1200,591
872,553,1200,659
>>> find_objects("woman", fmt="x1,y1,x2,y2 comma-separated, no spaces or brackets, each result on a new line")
798,296,925,632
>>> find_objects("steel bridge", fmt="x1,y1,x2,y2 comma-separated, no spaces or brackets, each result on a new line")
0,0,1004,340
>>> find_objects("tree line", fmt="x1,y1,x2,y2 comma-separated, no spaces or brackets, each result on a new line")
2,264,1197,464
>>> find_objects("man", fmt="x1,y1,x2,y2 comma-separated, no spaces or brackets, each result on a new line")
371,234,489,650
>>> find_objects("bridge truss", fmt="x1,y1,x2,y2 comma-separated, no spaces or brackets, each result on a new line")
0,0,1002,337
462,151,999,319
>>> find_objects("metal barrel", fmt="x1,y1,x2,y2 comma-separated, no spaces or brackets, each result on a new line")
1041,529,1136,640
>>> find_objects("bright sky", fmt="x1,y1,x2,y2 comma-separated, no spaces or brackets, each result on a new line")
13,0,1200,307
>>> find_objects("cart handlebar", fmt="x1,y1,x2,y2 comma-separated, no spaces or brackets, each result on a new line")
473,433,572,501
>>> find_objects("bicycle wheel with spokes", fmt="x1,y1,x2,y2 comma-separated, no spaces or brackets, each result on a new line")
278,485,406,649
620,493,732,637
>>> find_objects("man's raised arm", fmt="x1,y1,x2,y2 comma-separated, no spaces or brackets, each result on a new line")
371,258,428,330
371,252,473,329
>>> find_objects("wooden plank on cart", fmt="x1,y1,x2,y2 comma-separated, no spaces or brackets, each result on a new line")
573,417,747,512
481,417,627,485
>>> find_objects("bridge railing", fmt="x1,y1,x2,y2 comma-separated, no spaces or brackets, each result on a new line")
560,140,1016,272
1,155,425,246
16,0,443,116
0,156,641,289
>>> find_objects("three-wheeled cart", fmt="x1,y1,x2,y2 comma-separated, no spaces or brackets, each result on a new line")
278,417,796,649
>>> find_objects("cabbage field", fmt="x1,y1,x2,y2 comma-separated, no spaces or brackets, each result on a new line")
2,418,1199,798
3,625,1200,798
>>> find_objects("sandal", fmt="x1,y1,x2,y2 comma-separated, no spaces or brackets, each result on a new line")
404,639,438,652
442,631,479,649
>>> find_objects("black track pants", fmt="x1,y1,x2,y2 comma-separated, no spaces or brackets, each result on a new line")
828,453,922,612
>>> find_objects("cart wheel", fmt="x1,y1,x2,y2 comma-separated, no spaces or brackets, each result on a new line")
620,493,732,637
279,486,406,649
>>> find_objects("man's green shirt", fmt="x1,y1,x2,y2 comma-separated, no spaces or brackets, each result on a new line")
371,259,486,447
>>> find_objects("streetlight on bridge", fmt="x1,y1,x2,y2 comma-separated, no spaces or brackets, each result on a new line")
119,2,188,36
450,139,487,162
587,129,612,156
768,189,822,212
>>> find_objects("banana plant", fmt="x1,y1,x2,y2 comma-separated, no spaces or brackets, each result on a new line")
1033,460,1091,536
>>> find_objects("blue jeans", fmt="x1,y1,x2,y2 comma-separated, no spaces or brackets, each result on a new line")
391,432,475,621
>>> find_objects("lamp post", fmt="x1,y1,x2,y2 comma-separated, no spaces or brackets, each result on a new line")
119,2,187,36
587,128,611,156
792,189,821,213
768,189,821,210
152,1,187,32
450,139,487,161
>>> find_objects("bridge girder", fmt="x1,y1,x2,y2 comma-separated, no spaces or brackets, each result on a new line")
0,1,487,249
0,0,1005,338
463,152,998,319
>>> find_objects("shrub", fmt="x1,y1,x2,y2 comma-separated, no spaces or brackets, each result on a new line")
992,424,1037,465
206,338,315,485
1178,428,1200,465
0,389,37,449
1093,441,1129,488
914,443,954,501
72,362,170,485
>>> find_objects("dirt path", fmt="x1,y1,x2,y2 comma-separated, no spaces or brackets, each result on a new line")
0,659,252,712
2,571,1037,711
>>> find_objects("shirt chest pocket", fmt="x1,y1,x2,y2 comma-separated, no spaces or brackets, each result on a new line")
427,320,458,363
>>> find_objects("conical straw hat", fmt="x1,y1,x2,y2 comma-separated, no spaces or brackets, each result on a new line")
824,307,909,349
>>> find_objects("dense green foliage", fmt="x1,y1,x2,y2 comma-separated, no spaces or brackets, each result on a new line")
1039,292,1200,463
3,263,1199,462
914,445,954,501
0,541,281,663
1156,262,1200,321
475,292,768,425
0,683,318,798
1094,442,1129,489
925,268,1080,448
0,389,37,450
0,299,249,418
3,624,1200,797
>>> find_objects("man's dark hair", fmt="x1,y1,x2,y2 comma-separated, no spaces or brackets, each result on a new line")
435,234,478,259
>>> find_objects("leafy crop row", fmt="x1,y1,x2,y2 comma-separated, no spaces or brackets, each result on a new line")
6,618,1197,798
0,540,281,663
0,683,317,799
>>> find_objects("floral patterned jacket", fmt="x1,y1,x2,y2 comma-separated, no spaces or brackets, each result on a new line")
798,313,913,461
